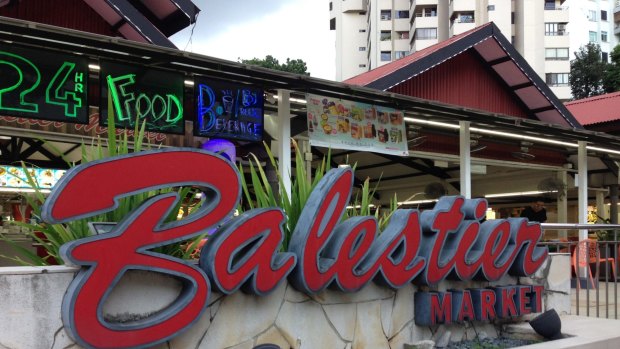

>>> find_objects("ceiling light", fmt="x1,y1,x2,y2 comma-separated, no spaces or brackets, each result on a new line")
485,190,557,198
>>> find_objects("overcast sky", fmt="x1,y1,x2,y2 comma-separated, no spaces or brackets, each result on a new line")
171,0,336,80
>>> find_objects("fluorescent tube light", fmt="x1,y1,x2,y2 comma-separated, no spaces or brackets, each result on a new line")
485,190,557,198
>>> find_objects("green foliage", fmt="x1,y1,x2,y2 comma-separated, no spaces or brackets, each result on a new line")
570,43,609,100
240,55,310,75
603,44,620,93
238,140,396,249
0,115,203,265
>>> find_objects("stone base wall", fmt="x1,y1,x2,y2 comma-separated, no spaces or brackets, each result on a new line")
0,254,569,349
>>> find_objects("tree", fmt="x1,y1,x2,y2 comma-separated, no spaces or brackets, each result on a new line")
570,43,608,100
240,55,310,76
603,44,620,93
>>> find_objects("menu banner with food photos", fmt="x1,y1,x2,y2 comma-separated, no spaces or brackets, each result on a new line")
306,94,408,156
0,166,66,189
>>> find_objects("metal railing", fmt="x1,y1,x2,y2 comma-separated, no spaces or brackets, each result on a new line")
540,223,620,319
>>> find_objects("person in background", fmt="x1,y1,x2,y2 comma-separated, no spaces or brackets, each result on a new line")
520,200,547,223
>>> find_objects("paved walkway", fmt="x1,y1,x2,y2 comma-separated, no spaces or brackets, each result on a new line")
571,281,620,319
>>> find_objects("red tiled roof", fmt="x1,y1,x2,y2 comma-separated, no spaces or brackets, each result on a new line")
344,23,493,87
565,91,620,125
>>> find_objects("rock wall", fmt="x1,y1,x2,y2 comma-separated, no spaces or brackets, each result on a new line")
0,254,568,349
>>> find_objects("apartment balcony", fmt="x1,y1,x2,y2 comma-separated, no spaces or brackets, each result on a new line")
412,0,439,12
615,23,620,35
379,39,392,51
394,17,410,31
544,7,569,23
615,0,620,14
549,85,571,101
451,21,475,36
413,15,439,33
394,38,410,52
412,38,438,52
544,33,570,48
342,0,368,13
450,12,475,35
450,0,475,14
379,20,392,31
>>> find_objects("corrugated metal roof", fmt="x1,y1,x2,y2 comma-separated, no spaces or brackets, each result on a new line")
565,92,620,126
344,22,580,129
344,24,492,87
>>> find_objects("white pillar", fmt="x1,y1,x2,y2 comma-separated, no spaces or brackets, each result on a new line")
459,121,471,198
277,89,292,200
596,191,606,222
578,141,588,241
299,139,312,183
557,170,568,239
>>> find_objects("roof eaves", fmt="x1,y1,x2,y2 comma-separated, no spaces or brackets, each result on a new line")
104,0,176,48
488,24,582,129
366,24,495,91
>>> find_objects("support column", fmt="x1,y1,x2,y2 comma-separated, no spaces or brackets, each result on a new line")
596,191,606,222
459,121,471,199
299,139,312,183
578,141,588,241
610,185,619,225
557,170,568,239
277,89,292,200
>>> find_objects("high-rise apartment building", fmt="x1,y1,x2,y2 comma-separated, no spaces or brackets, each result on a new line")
330,0,620,100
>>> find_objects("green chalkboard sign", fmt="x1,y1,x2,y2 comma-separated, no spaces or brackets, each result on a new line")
100,61,185,134
0,44,89,123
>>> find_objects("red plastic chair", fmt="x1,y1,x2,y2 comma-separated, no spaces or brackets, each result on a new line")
572,239,616,289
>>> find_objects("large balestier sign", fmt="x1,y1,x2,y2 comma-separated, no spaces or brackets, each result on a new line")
41,149,547,349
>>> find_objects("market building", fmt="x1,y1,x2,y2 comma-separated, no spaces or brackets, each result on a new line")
0,2,620,348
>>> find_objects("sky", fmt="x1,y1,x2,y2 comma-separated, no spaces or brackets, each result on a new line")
171,0,336,80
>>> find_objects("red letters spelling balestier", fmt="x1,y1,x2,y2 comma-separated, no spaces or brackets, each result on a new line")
42,150,548,349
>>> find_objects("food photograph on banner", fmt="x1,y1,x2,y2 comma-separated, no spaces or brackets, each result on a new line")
99,61,185,134
306,94,408,156
0,43,89,124
194,78,264,142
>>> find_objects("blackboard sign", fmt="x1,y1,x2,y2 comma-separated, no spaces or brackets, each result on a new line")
100,61,185,134
194,78,263,142
0,44,89,123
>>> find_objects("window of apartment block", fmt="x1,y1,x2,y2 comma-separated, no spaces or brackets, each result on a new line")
601,10,608,21
416,7,437,17
397,31,409,39
602,52,609,62
359,64,367,68
546,73,569,86
359,29,366,33
359,47,366,51
588,10,596,21
380,51,391,61
544,0,555,10
487,5,495,11
415,28,438,40
329,2,332,11
602,31,608,42
511,12,515,24
589,30,598,42
381,10,391,20
395,51,408,59
545,48,569,60
395,10,409,19
380,31,392,41
545,23,566,36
